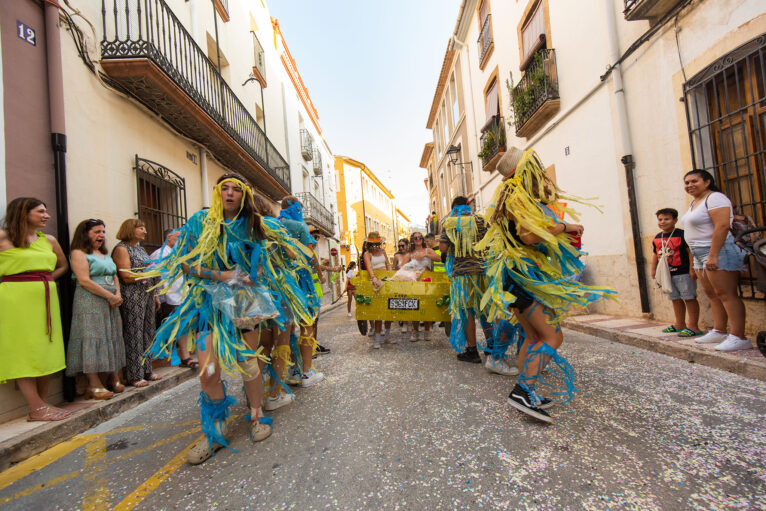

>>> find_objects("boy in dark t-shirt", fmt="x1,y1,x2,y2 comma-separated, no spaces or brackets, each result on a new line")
650,208,701,337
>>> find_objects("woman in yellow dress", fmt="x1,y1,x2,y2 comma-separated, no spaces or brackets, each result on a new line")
0,198,69,421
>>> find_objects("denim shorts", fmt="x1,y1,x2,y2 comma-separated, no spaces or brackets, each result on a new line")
668,273,697,301
689,237,746,271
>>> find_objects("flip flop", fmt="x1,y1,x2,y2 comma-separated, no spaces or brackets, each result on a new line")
678,329,703,337
179,358,200,370
129,379,149,388
662,326,679,333
145,373,163,381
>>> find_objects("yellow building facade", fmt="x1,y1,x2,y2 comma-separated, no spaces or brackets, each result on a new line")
335,156,398,264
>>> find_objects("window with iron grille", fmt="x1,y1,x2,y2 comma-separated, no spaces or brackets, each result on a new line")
134,156,188,254
684,34,766,299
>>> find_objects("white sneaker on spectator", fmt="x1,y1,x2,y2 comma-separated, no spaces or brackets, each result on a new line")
373,334,383,349
347,312,352,318
423,330,431,341
695,330,727,344
264,393,294,411
367,326,375,337
401,323,408,333
410,332,419,342
714,335,752,352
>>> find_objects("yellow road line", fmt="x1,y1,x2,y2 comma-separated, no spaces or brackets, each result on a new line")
0,471,81,506
112,427,199,463
112,435,202,511
0,435,92,492
81,434,109,511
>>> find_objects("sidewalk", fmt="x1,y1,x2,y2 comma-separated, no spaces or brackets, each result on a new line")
0,299,348,472
563,314,766,382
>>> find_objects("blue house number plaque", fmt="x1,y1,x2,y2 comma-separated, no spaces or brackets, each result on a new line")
17,21,36,47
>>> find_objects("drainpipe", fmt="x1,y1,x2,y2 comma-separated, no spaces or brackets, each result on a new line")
199,147,210,207
603,0,650,314
44,3,75,400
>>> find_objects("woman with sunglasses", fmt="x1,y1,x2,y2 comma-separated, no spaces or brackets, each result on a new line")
401,232,440,341
363,232,392,348
66,219,125,400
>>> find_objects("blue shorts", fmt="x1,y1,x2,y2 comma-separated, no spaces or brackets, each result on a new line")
689,238,746,271
668,273,697,301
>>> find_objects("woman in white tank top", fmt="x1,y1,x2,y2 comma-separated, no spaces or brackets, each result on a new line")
362,232,392,348
399,232,441,341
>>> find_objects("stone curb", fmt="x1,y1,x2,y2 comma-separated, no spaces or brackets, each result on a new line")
0,367,196,472
320,299,346,315
562,319,766,383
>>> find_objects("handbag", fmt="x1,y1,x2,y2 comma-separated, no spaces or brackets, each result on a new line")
655,230,675,294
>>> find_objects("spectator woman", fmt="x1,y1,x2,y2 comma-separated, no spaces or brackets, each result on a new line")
681,169,750,351
363,232,391,348
346,261,357,318
113,219,161,387
0,198,69,421
392,238,410,270
66,219,125,399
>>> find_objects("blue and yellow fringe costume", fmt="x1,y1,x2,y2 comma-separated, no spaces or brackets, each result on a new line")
477,150,617,404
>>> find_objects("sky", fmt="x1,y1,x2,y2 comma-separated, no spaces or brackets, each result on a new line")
268,0,462,228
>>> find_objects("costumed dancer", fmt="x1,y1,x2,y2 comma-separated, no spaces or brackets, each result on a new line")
477,149,616,423
249,194,314,410
143,174,276,464
277,196,324,387
438,196,489,364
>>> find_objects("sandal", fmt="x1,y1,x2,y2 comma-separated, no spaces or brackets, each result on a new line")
129,379,149,388
108,381,126,393
662,326,679,333
145,373,163,381
179,358,200,370
678,329,703,338
85,387,114,400
27,405,70,422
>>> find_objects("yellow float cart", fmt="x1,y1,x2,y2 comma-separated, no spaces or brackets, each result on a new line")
351,270,451,335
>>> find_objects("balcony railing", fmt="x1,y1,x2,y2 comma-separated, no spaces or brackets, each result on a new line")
510,48,560,138
479,116,506,170
300,129,313,161
296,192,334,235
477,14,493,65
252,33,266,87
99,0,290,195
312,148,323,175
623,0,683,22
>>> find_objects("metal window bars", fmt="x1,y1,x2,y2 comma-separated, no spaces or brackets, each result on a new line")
684,34,766,299
134,155,188,254
100,0,290,192
313,148,323,175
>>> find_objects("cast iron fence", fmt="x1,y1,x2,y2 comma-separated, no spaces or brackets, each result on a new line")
477,14,493,64
134,155,187,254
296,192,334,235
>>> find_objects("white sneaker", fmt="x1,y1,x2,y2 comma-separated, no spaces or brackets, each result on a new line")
401,323,408,333
423,331,431,341
695,330,728,344
373,334,383,349
714,335,752,352
367,326,375,337
264,393,294,411
385,330,397,345
301,369,324,387
486,356,520,376
285,370,302,386
410,332,418,342
347,312,352,318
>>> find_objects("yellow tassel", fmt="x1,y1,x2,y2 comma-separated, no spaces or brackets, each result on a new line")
299,335,318,356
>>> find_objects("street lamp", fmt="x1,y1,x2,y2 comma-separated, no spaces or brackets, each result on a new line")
446,144,461,165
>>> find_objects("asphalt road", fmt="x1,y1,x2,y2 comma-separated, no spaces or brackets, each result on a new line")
1,306,765,510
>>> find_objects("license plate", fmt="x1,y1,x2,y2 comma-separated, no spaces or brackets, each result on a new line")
388,298,419,310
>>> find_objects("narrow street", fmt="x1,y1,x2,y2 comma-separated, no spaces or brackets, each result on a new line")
1,305,764,510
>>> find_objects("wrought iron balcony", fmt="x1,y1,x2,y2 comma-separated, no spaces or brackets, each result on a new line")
510,48,560,138
479,116,506,171
296,192,334,236
300,129,314,161
99,0,290,199
252,33,266,87
312,148,322,175
477,14,493,66
624,0,683,22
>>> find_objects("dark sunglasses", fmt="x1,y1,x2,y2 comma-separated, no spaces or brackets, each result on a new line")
87,218,104,226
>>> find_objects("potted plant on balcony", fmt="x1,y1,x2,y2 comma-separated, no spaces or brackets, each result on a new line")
479,119,506,172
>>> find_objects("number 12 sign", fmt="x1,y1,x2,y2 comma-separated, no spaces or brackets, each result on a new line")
17,21,36,47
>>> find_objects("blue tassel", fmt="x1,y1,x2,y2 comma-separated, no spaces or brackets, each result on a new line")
519,342,577,406
289,331,303,375
197,381,238,452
